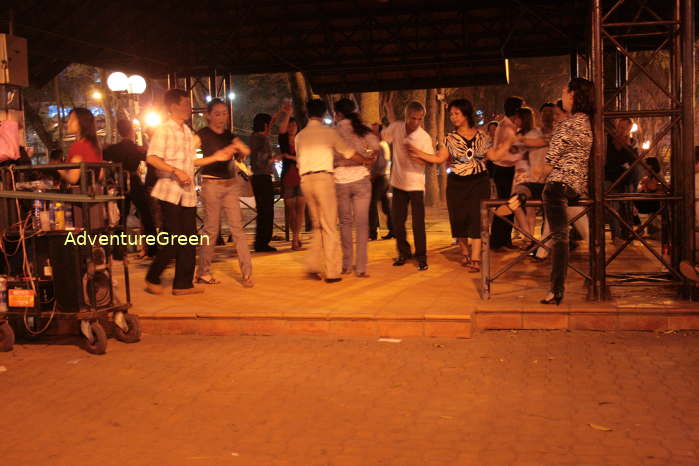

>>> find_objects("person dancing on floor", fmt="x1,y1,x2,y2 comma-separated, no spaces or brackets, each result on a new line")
195,98,254,288
408,99,513,273
278,101,306,250
333,98,381,278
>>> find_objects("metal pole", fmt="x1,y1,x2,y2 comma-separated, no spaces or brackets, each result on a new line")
209,72,216,99
227,73,234,131
590,0,607,300
569,47,578,79
480,203,491,299
670,0,683,287
681,0,695,297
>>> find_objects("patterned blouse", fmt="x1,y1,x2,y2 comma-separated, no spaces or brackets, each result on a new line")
445,130,491,177
545,113,592,196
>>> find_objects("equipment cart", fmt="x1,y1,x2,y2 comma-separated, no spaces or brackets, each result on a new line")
0,162,140,354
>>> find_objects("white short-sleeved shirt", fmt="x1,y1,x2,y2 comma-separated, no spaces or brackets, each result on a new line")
147,119,197,207
513,128,548,186
295,120,355,175
334,119,380,184
493,116,523,168
382,121,435,192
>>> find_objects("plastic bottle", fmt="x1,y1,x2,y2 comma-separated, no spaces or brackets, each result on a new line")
32,199,42,230
49,202,56,230
0,276,7,313
55,202,65,230
43,259,53,278
64,203,74,228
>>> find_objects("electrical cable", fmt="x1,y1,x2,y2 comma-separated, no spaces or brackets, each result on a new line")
6,167,56,336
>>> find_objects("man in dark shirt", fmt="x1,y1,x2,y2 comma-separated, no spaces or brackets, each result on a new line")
249,112,281,252
104,119,157,257
605,118,637,243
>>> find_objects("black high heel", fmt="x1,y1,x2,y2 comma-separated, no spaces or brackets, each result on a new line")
540,292,563,305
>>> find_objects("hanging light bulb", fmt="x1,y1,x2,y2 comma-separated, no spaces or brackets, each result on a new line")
144,111,162,127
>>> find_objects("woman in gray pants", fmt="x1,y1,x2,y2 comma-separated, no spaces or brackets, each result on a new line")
333,99,380,277
195,99,254,288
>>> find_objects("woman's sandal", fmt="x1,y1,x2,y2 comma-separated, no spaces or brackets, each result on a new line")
195,276,221,285
461,254,472,267
465,260,481,273
241,275,254,288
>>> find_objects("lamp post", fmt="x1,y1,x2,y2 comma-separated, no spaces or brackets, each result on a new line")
107,71,147,144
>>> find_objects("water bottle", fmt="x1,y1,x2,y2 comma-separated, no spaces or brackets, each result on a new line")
55,202,65,230
32,199,42,230
0,276,7,313
49,202,56,230
39,205,51,231
64,203,74,228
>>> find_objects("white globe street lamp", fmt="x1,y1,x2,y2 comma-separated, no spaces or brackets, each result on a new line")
107,72,128,92
127,75,147,94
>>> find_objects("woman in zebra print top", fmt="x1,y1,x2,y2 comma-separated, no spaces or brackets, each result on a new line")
409,99,513,272
541,78,595,305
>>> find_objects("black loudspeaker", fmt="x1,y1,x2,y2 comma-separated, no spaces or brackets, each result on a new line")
36,235,115,312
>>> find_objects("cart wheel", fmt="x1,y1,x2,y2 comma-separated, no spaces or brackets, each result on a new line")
0,322,15,352
84,321,107,355
114,314,141,343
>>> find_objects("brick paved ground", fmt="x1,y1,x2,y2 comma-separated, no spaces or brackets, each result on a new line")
2,331,698,465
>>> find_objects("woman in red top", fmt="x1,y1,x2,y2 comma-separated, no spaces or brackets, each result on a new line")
60,107,102,184
278,101,305,250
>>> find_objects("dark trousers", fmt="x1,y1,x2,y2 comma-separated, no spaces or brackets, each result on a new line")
489,163,515,249
122,175,157,257
146,200,196,290
252,174,275,248
391,187,426,261
369,175,393,238
543,181,580,295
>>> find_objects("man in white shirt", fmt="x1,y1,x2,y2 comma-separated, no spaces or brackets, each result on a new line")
382,101,435,270
295,99,372,282
145,89,234,295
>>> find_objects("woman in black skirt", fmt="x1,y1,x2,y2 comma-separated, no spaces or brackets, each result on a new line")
409,99,513,272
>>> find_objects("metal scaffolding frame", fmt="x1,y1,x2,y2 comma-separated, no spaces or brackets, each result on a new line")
480,0,695,301
167,72,236,130
589,0,695,300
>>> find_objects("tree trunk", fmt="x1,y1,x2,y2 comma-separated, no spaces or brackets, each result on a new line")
359,92,381,125
424,89,440,207
23,97,56,152
100,69,115,145
288,72,310,127
437,88,447,205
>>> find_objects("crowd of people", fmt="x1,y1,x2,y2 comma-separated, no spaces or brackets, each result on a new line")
29,76,698,303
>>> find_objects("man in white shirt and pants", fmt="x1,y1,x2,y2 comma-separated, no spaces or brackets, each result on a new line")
295,99,373,283
382,101,435,271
